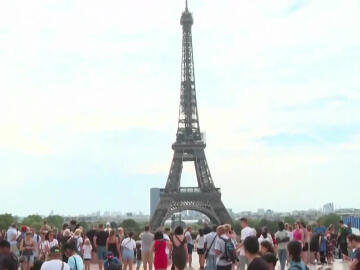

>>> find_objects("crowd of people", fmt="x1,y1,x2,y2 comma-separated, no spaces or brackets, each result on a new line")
0,218,359,270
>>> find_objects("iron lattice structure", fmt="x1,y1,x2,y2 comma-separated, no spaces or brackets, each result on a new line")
150,2,232,230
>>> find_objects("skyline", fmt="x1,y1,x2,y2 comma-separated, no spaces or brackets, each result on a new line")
0,0,359,216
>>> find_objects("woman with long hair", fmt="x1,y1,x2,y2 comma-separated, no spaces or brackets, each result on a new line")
326,224,336,264
153,231,172,270
106,229,120,259
121,232,136,270
196,229,205,270
172,226,188,270
20,231,35,270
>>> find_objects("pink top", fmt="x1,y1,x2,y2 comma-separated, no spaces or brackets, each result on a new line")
293,229,302,242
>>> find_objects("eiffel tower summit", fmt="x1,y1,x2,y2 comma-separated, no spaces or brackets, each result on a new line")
150,1,233,230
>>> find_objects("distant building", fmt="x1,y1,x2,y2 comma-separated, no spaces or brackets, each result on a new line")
150,188,161,217
323,203,335,214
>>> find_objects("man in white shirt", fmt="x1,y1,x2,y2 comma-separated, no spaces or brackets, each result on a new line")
214,225,232,270
238,218,256,270
204,226,217,270
6,224,17,254
185,227,194,268
41,246,70,270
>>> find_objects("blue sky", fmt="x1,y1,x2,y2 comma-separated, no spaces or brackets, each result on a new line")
0,0,359,216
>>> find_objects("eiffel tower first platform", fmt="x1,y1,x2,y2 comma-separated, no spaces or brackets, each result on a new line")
150,1,233,230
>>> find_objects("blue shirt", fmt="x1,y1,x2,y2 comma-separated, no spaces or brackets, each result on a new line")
314,226,326,235
68,255,84,270
289,261,306,270
104,257,121,269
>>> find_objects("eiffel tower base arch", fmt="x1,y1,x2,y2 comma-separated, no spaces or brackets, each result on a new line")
150,189,233,230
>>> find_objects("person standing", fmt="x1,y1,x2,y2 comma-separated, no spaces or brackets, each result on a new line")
275,222,289,270
258,227,274,246
196,229,205,270
40,246,70,270
214,225,232,270
204,226,217,270
82,239,93,270
163,228,172,267
94,224,109,270
64,242,84,270
185,227,194,268
338,220,350,258
140,226,154,270
287,241,307,270
0,240,18,270
20,231,35,270
171,226,188,270
106,230,120,259
238,218,256,270
243,236,268,270
345,234,360,270
326,224,336,264
121,232,136,270
6,224,18,256
153,231,172,270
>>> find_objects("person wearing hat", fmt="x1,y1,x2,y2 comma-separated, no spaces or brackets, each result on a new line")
63,242,84,270
103,251,121,270
40,246,70,270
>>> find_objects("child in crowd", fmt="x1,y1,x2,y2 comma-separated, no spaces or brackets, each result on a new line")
136,242,142,270
82,238,93,270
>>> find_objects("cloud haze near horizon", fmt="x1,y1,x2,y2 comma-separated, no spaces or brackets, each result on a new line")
0,0,359,216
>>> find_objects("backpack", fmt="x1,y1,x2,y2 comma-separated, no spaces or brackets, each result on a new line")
220,237,238,263
104,259,121,270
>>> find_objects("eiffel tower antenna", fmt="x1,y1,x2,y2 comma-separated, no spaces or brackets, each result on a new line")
150,1,232,230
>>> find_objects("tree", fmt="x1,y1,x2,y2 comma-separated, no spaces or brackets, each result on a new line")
121,219,139,231
319,214,341,230
46,215,64,229
0,214,16,230
22,215,43,230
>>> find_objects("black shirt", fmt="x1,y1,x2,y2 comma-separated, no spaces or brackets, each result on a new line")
248,257,268,270
86,229,97,245
96,230,109,246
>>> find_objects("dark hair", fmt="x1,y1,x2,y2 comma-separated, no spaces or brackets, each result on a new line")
287,240,302,262
278,222,285,231
0,240,10,249
63,242,76,251
347,234,360,242
62,223,69,230
339,220,344,224
174,226,183,235
260,241,274,254
240,218,248,223
30,260,43,270
154,231,163,240
99,224,104,229
198,229,204,237
144,226,150,231
128,232,134,238
262,252,277,267
164,228,170,233
261,227,269,238
244,236,259,255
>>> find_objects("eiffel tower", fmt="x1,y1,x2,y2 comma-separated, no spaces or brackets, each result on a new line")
150,1,232,230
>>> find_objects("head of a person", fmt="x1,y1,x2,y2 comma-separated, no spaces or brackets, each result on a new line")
46,230,54,241
317,220,322,227
347,234,360,249
328,224,334,232
25,231,33,240
74,228,82,237
21,226,28,233
84,238,91,246
144,226,150,232
217,225,225,236
164,228,170,234
0,240,11,255
174,226,183,235
284,223,289,230
92,224,98,230
278,222,285,231
63,242,76,257
99,224,104,231
244,236,259,258
287,240,302,262
128,232,134,239
288,224,293,232
109,229,115,237
198,229,204,237
107,251,114,261
295,222,300,230
154,231,163,240
262,252,277,270
63,229,71,238
223,224,232,235
260,241,274,255
187,226,192,233
339,220,344,227
306,225,312,232
240,218,248,228
0,254,17,270
262,227,269,238
30,259,43,270
106,222,110,228
48,246,62,260
62,223,69,231
117,227,124,235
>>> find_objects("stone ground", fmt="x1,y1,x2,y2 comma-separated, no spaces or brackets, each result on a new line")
88,253,350,270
